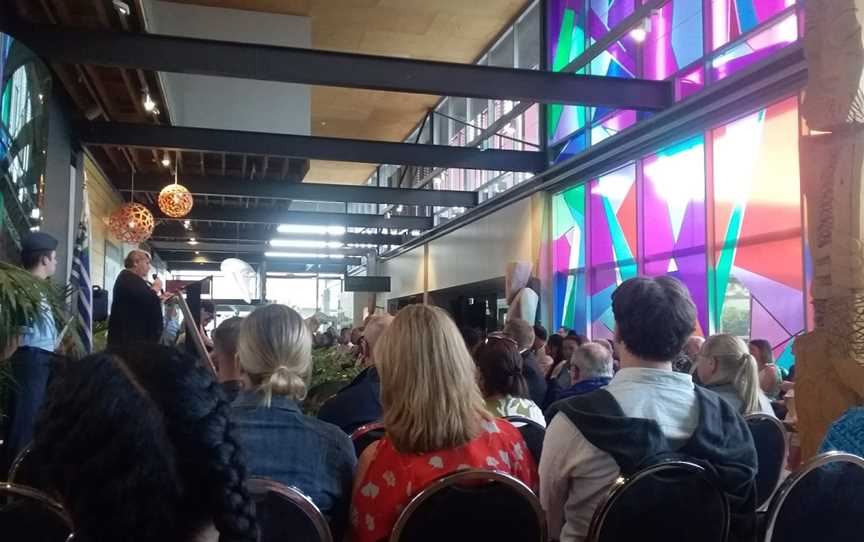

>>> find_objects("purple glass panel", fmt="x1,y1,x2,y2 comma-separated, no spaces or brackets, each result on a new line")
711,0,796,51
711,13,798,81
675,66,705,101
644,0,704,81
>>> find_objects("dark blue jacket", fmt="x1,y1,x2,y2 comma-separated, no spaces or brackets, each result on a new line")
231,391,356,539
318,367,382,435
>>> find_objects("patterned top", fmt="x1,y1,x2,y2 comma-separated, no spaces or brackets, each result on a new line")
485,395,547,428
350,418,538,542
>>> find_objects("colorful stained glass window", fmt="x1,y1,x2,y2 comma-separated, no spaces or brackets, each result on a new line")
644,0,704,81
589,164,638,338
642,136,709,335
711,13,798,82
548,0,587,144
675,65,705,101
553,184,588,332
590,110,637,146
711,0,796,51
553,130,588,164
710,97,804,368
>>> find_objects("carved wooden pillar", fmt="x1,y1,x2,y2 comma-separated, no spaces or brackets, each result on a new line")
796,0,864,459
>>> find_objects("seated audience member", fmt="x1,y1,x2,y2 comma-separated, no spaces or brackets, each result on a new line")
546,334,564,368
352,305,537,542
533,324,554,374
231,305,355,537
674,335,705,374
695,334,775,417
461,326,484,358
820,406,864,458
28,345,259,542
546,334,587,397
476,333,546,427
540,277,757,542
503,318,547,406
211,316,244,402
318,314,394,434
546,343,614,408
750,338,782,400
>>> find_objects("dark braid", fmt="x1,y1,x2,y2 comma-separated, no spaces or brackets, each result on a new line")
30,346,259,542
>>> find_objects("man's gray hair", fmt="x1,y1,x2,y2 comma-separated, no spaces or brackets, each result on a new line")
572,343,614,380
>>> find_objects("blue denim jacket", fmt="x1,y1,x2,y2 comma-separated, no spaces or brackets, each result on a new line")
231,391,356,537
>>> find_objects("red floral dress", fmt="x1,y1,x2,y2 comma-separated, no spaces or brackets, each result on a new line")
350,418,537,542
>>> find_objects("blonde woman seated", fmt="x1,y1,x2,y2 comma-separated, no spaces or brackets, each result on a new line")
231,304,356,539
475,333,547,427
351,305,537,542
695,334,775,417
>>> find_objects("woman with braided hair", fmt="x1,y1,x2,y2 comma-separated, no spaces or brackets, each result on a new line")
695,334,776,417
28,345,259,542
232,304,355,540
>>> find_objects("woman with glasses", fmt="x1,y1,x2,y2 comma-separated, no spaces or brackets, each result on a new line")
475,333,547,427
351,305,536,542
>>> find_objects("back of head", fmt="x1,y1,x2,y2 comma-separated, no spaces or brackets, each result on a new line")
533,324,548,343
29,345,258,542
503,318,535,351
573,343,614,380
375,304,486,453
702,334,762,415
475,336,528,399
460,327,483,353
363,313,395,352
547,334,564,361
237,304,312,406
748,339,774,365
213,316,243,358
612,276,696,362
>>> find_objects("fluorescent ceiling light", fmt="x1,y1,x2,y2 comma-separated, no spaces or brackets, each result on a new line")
269,239,344,249
265,252,344,259
276,224,345,236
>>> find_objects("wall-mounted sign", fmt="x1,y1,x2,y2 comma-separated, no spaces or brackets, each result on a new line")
344,275,391,293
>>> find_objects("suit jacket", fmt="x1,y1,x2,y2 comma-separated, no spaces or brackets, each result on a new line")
522,349,548,408
107,269,163,348
318,367,382,435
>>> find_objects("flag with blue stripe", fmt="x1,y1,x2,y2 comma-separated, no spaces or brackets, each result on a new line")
70,185,92,354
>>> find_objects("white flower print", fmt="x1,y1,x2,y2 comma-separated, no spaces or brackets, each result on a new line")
428,456,445,469
486,456,500,468
499,450,511,467
481,420,501,434
383,470,397,487
365,513,375,531
361,482,380,499
512,442,525,461
456,464,472,471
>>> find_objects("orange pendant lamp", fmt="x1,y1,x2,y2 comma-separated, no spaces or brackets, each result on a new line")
109,170,155,244
158,167,194,218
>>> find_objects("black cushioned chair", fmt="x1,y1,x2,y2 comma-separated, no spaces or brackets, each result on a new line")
586,461,729,542
390,469,545,542
350,422,385,458
504,415,545,463
0,482,73,542
764,451,864,542
745,413,787,509
247,477,333,542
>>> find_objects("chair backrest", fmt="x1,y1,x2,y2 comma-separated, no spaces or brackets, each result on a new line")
744,413,787,509
586,461,730,542
350,422,385,457
764,451,864,542
0,482,74,542
504,416,545,463
247,477,333,542
8,443,34,485
389,468,545,542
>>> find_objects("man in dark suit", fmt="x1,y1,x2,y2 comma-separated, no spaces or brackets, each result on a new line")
107,250,163,348
503,318,547,407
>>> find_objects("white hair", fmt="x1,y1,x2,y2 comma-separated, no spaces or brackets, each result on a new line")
572,343,614,380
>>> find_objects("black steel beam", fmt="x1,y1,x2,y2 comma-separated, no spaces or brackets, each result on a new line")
150,240,369,256
121,174,478,207
76,121,545,171
159,251,362,266
9,22,674,111
165,261,349,274
151,227,407,246
160,204,433,230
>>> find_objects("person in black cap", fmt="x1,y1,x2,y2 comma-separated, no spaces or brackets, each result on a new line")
2,231,62,475
107,250,164,348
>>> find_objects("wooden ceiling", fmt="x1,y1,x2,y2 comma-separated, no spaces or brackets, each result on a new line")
163,0,532,183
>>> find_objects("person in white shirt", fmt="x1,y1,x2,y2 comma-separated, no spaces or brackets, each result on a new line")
540,276,758,542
